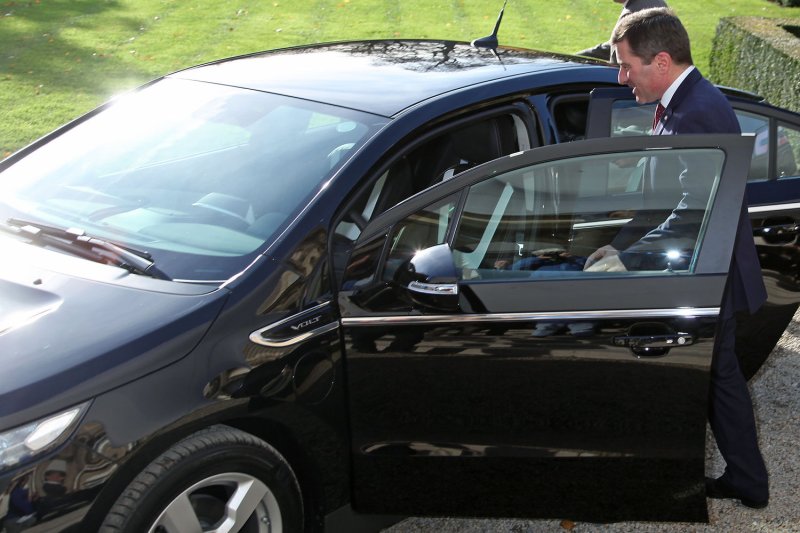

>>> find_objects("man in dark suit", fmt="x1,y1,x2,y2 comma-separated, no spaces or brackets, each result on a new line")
585,8,770,509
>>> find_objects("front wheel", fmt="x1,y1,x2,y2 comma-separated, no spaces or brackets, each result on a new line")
100,425,303,533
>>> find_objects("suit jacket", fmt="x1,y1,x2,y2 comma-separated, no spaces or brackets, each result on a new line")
616,68,767,315
620,0,669,17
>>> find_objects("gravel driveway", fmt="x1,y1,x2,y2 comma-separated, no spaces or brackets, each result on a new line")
385,312,800,533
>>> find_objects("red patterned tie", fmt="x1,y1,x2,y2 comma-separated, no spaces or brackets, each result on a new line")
652,102,666,132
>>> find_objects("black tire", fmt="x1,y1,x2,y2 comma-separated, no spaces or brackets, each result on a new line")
100,425,303,533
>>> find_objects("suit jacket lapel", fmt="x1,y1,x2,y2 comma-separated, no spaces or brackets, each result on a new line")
654,67,703,135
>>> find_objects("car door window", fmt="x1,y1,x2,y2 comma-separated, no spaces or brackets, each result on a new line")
340,194,459,304
551,95,590,142
735,110,770,181
598,100,657,195
606,102,800,183
335,111,530,244
609,99,656,138
450,148,724,280
348,146,728,289
733,112,800,181
777,121,800,178
382,196,459,281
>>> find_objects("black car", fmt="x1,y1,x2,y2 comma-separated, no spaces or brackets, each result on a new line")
1,39,799,532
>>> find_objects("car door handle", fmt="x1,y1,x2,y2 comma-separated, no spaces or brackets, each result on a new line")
613,332,694,357
613,333,693,348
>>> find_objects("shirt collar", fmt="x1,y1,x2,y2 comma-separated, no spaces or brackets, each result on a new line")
660,65,695,108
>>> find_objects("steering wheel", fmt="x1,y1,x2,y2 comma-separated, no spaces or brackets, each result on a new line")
191,192,255,230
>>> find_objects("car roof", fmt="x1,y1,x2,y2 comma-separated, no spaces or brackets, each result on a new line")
169,39,616,117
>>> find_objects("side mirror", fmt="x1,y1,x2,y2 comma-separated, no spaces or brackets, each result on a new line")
398,243,460,312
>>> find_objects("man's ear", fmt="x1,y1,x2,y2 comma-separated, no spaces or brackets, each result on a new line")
653,51,672,73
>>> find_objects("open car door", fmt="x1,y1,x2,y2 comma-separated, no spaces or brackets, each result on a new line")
338,134,754,523
586,86,800,379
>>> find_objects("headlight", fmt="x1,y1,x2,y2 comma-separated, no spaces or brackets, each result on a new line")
0,402,90,471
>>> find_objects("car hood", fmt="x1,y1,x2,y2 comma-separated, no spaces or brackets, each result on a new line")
0,238,229,429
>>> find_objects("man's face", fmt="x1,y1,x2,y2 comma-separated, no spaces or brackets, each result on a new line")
614,39,661,104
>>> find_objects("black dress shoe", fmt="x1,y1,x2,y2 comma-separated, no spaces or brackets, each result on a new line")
705,476,768,509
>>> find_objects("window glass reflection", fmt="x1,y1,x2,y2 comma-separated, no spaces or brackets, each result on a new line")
382,196,459,282
452,148,724,279
736,110,770,181
777,122,800,179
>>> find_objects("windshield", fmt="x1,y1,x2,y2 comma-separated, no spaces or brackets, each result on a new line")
0,78,386,282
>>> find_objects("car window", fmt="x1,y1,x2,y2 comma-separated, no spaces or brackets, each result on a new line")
0,79,387,282
777,121,800,178
553,91,656,143
335,112,530,244
450,147,724,280
610,100,655,137
340,194,459,291
382,196,458,282
736,110,770,181
607,102,795,183
561,98,651,194
734,112,800,181
551,95,590,142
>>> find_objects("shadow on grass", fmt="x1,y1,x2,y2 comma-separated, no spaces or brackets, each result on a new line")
1,0,159,90
0,1,165,154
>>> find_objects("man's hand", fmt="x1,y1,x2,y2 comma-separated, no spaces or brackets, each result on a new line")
585,254,628,272
584,245,628,272
584,244,618,269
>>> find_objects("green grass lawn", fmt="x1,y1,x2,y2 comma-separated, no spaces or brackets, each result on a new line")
1,0,798,158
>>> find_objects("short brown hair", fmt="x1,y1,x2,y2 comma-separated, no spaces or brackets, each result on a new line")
611,7,693,65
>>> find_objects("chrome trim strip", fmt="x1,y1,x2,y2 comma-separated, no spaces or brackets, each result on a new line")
341,307,719,326
749,202,800,214
572,218,632,230
249,301,340,347
252,322,340,348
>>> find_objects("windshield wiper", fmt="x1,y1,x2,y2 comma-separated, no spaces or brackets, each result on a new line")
4,218,171,280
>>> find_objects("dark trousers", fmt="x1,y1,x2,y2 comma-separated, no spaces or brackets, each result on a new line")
708,310,769,501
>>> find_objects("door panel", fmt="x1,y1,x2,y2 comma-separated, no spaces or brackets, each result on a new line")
338,135,754,522
344,316,716,521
